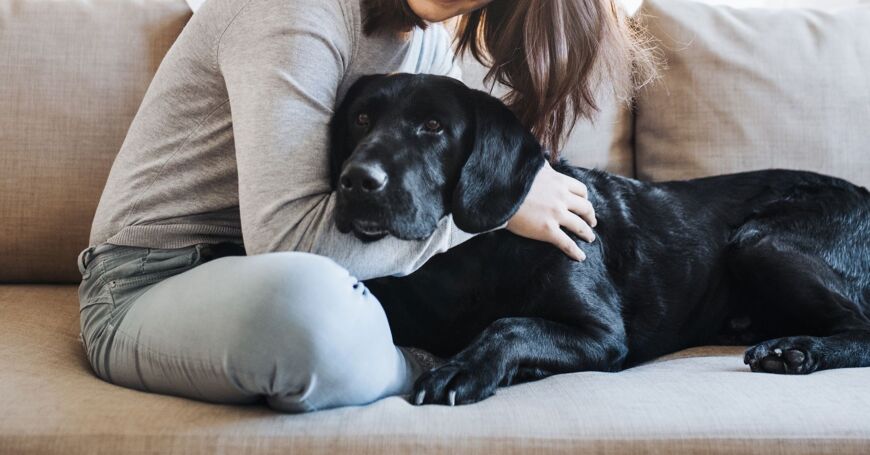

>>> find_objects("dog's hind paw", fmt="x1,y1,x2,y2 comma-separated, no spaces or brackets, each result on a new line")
744,336,821,374
410,360,501,406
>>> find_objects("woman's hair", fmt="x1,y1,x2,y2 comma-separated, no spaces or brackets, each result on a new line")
364,0,657,157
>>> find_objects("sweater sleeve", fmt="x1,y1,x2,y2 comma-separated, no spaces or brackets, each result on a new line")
218,0,475,280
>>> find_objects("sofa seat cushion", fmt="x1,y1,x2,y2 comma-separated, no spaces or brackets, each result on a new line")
2,285,870,454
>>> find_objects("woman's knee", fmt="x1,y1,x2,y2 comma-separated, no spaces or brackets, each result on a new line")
242,253,393,349
217,253,403,410
232,252,367,327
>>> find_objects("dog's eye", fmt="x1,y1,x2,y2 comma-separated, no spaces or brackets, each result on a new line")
424,119,442,132
356,113,370,127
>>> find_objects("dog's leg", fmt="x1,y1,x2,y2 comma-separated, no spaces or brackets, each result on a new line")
744,331,870,374
728,233,870,374
411,316,627,406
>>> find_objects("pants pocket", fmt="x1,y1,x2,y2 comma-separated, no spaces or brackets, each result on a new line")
78,261,114,311
141,247,199,274
79,300,112,364
108,246,199,291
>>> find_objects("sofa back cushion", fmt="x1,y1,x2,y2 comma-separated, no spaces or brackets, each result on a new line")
0,0,191,283
635,0,870,187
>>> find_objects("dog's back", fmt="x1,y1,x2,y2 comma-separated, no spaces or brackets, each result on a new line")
549,166,869,361
375,166,869,363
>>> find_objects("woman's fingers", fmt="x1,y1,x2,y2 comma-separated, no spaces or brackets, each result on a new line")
564,174,588,198
505,163,597,262
561,211,596,243
548,224,586,261
565,194,597,228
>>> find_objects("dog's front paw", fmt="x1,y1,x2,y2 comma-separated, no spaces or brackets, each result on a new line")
411,360,502,406
744,336,821,374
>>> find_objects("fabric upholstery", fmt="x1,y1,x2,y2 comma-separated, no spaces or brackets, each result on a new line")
2,285,870,454
634,0,870,186
0,0,191,283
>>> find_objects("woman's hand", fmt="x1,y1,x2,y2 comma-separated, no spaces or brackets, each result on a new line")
506,161,597,261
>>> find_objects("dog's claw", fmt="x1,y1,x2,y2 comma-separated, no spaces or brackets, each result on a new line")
414,390,426,406
448,390,457,407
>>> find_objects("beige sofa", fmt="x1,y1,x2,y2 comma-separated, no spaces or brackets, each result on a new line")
2,0,869,453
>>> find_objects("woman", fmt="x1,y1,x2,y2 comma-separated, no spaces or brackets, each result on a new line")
78,0,652,412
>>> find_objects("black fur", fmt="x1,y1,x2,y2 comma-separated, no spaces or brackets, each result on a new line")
330,73,870,406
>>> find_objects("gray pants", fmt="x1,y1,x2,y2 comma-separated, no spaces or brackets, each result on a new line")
77,243,421,412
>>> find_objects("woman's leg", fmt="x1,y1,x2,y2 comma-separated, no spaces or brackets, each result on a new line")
82,249,417,412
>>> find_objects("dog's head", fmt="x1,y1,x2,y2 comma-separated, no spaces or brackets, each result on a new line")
331,73,545,242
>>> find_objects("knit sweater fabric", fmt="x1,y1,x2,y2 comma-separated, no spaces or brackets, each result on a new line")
89,0,476,279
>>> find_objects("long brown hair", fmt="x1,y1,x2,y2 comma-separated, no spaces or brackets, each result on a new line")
364,0,657,158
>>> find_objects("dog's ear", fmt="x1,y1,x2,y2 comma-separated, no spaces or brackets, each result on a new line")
329,74,381,189
451,90,546,233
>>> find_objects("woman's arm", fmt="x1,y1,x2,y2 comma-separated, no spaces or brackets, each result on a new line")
220,0,596,280
219,0,474,280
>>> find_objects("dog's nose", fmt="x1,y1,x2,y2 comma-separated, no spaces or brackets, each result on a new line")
339,163,388,193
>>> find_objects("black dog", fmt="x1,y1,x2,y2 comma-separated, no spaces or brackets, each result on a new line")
330,73,870,407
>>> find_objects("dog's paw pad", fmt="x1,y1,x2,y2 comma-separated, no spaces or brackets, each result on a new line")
783,349,806,365
745,337,818,375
